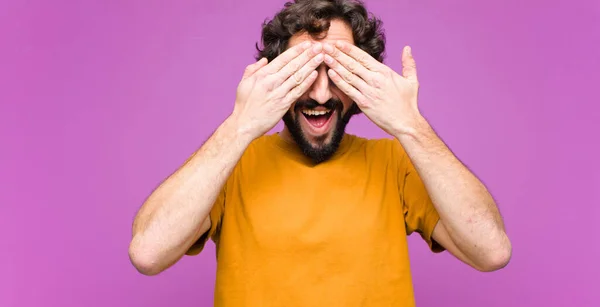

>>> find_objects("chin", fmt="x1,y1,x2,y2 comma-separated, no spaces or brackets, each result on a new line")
282,105,354,164
299,110,337,145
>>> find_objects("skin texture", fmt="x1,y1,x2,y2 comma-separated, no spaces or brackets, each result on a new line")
279,20,356,150
128,19,511,276
128,33,324,276
320,22,511,272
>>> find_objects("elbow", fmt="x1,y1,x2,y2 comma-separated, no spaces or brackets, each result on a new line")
128,238,166,276
477,236,512,272
129,254,163,276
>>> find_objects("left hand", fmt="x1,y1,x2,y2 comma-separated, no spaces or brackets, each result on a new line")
323,41,423,136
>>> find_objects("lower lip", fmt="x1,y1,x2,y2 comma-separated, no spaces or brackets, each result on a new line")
300,110,336,136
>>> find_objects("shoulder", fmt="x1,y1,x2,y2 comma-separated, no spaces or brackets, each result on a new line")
247,133,291,155
236,133,283,164
343,134,410,173
346,134,406,159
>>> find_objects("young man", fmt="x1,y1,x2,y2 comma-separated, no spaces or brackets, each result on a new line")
129,0,511,305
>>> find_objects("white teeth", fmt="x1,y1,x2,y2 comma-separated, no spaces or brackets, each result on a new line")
302,109,331,116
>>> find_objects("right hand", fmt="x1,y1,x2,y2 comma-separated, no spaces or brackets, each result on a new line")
231,41,325,140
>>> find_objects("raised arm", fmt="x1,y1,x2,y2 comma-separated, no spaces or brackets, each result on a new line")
322,42,511,271
128,41,325,275
128,116,251,276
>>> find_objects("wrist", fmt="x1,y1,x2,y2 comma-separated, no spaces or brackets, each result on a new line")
222,113,257,146
394,113,431,142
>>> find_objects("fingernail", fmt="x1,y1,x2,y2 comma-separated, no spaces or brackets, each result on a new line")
315,54,324,62
323,43,334,53
324,54,333,64
302,41,311,49
335,41,343,48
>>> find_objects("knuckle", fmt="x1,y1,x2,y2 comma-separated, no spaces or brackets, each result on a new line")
305,49,315,59
372,90,383,100
289,61,300,72
344,72,353,83
370,61,383,71
331,48,340,58
357,55,367,64
347,61,356,73
371,75,383,88
294,84,304,96
293,71,303,84
358,99,370,108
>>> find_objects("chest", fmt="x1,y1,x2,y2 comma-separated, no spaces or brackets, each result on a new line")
221,159,405,252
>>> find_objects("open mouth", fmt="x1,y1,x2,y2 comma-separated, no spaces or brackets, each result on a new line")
300,108,335,135
302,109,334,127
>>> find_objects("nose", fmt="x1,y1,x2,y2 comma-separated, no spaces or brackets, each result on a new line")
307,64,333,104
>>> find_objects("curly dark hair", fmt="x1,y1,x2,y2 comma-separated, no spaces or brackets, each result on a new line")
255,0,386,63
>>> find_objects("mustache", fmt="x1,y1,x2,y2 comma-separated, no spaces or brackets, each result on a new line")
294,98,343,113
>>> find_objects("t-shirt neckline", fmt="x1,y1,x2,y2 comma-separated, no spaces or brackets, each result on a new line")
267,131,355,165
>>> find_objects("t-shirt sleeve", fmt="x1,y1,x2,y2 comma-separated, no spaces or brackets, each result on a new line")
393,139,445,253
185,183,226,256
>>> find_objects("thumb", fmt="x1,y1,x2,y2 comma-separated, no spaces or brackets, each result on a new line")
242,57,268,79
401,46,418,81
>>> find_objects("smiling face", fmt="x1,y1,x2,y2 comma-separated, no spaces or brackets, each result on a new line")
281,19,360,163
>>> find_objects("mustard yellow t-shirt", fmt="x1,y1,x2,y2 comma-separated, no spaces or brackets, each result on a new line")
187,132,444,306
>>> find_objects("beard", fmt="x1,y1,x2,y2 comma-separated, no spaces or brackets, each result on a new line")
282,98,360,164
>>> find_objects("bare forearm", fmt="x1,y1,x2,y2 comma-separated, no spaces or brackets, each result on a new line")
396,115,510,266
129,115,253,275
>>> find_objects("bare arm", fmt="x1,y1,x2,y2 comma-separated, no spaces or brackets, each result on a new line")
128,116,253,275
397,118,511,272
128,41,324,275
322,42,511,272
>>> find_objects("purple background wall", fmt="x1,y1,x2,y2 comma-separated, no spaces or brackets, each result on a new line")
1,0,598,306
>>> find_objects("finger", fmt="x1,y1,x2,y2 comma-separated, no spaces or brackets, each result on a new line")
327,69,367,106
323,54,370,94
282,70,318,104
323,44,372,82
274,43,323,87
263,41,313,74
322,43,374,82
278,51,324,93
327,41,384,72
242,57,268,79
402,46,418,81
